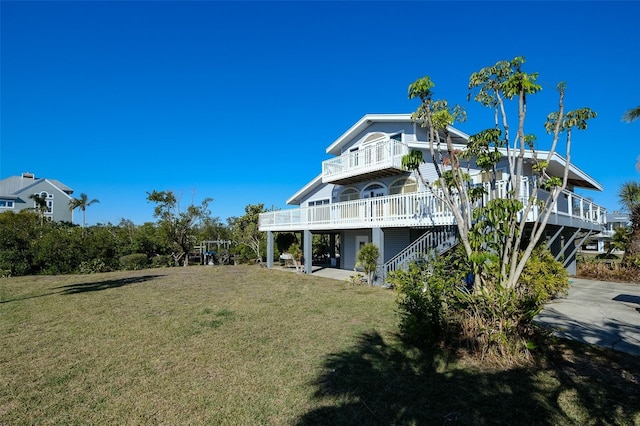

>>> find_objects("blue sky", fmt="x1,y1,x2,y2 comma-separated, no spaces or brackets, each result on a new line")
2,1,639,226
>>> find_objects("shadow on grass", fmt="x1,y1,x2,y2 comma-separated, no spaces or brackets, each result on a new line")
1,274,166,303
296,331,640,425
55,274,165,295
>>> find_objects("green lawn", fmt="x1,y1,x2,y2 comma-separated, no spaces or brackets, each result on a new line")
1,265,638,425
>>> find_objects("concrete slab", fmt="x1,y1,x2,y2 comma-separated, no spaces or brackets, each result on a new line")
535,278,640,356
310,266,360,282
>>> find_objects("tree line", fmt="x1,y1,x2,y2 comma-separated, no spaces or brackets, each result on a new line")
0,191,271,277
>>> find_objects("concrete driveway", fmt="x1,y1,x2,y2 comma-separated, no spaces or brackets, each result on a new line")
535,278,640,356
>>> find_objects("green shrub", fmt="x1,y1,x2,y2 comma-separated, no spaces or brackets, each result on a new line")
119,253,149,270
391,245,571,364
518,245,569,305
150,254,173,268
287,243,302,262
356,243,380,285
78,259,110,274
389,247,468,345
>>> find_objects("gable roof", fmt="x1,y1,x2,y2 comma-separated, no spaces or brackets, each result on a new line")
326,113,469,156
0,174,74,198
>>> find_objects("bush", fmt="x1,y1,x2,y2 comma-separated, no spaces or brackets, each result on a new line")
150,254,173,268
388,247,468,346
577,258,640,283
391,245,571,364
78,259,110,274
356,243,380,285
119,253,149,270
518,245,569,305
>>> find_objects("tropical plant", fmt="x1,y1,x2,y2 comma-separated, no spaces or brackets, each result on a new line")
618,181,640,266
356,242,380,285
29,193,49,226
69,193,100,235
402,57,596,290
622,105,640,123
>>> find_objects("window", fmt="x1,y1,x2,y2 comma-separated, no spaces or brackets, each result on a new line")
389,177,418,195
308,199,329,207
339,188,359,202
0,200,14,208
390,132,403,142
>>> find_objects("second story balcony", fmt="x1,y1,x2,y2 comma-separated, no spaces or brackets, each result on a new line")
322,137,409,185
259,178,607,233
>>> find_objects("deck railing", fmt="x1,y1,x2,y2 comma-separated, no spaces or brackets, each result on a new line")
259,177,606,232
321,138,409,183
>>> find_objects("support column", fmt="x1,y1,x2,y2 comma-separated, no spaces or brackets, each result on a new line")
329,233,336,267
266,231,274,268
372,227,385,284
303,229,313,274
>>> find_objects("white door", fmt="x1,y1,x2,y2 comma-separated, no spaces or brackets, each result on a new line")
355,235,369,269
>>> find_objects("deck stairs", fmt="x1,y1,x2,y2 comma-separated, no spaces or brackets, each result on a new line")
382,225,458,280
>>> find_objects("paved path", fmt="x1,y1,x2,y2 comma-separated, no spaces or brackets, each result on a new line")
535,278,640,356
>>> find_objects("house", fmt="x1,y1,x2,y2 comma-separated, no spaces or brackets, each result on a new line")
584,211,629,253
258,114,606,281
0,172,75,223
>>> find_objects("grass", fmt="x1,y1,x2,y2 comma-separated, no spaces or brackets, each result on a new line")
1,265,639,425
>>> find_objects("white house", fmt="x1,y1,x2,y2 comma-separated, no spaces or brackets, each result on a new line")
259,114,605,280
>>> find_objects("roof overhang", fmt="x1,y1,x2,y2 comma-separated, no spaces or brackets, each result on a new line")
286,174,323,206
326,114,413,155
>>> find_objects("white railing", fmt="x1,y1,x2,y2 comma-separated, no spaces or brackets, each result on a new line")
383,226,458,279
322,138,409,183
259,178,607,231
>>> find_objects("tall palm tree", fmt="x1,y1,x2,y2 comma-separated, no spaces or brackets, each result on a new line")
69,193,99,234
29,193,49,226
618,181,640,266
622,106,640,123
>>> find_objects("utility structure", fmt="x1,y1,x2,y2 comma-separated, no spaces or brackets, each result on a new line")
194,240,233,265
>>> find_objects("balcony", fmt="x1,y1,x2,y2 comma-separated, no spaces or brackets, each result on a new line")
259,178,607,232
321,138,409,185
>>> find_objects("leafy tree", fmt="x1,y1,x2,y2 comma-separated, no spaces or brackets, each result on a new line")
622,106,640,123
618,181,640,266
403,57,596,290
146,190,213,266
69,193,99,235
231,204,267,261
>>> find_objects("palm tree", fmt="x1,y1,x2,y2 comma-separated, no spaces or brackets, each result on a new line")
618,181,640,266
29,193,49,226
69,193,99,234
622,106,640,123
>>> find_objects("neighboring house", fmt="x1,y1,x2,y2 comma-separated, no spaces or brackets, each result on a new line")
0,172,74,223
584,211,630,253
258,114,606,280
